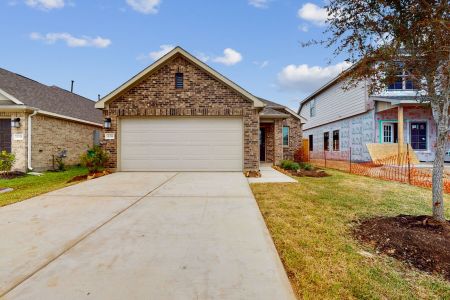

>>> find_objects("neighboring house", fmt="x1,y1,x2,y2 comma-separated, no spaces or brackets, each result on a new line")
0,68,103,172
95,46,304,172
298,72,450,162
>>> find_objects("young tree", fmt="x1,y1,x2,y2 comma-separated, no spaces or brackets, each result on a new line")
309,0,449,221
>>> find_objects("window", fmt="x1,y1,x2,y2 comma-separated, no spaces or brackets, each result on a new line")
382,123,398,143
309,135,313,151
93,130,101,146
283,126,289,146
387,64,416,91
175,73,184,89
410,122,427,150
310,99,316,117
324,132,330,151
333,130,340,151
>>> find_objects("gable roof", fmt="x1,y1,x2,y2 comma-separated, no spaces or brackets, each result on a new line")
95,46,265,109
258,97,306,123
0,68,102,124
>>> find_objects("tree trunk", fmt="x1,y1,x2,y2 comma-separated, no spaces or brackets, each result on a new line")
431,98,449,222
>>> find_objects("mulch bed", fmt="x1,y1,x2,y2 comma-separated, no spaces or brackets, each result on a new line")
274,166,330,178
354,215,450,280
0,171,26,179
67,171,111,183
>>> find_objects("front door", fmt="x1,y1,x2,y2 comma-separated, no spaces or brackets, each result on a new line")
0,119,11,152
259,128,266,161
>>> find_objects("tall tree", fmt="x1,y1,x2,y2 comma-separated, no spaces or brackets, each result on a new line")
309,0,449,221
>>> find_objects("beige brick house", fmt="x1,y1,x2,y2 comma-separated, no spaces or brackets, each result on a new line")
96,47,304,172
0,68,102,172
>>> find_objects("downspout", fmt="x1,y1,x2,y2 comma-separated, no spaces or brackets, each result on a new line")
27,110,38,171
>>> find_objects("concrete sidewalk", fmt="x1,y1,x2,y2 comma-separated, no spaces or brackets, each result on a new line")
248,165,297,183
1,172,295,300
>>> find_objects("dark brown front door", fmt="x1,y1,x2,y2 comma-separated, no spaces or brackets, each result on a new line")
0,119,11,153
259,128,266,161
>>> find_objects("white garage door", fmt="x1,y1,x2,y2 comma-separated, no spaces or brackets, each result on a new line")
120,117,243,171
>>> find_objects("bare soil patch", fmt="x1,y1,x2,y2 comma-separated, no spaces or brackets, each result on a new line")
0,171,26,180
354,215,450,280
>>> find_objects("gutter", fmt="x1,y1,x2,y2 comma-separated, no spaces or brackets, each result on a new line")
27,110,38,171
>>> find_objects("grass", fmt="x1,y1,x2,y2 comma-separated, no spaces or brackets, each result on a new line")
0,166,88,207
251,169,450,300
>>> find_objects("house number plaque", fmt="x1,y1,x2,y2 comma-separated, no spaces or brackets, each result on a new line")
105,133,115,140
13,133,24,141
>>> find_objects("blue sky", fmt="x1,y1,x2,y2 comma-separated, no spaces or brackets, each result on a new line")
0,0,349,110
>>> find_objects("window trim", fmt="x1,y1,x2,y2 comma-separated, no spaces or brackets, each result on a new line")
282,126,290,147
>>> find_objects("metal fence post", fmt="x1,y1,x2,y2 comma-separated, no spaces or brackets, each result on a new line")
407,143,411,185
349,147,352,173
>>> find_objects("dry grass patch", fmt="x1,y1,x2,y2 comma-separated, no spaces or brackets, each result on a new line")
251,170,450,299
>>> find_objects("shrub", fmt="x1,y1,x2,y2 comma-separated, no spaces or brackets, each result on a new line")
80,145,109,174
280,160,300,171
299,162,313,171
0,151,15,174
54,149,67,172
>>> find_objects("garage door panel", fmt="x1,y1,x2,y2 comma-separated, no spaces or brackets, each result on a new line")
120,118,243,171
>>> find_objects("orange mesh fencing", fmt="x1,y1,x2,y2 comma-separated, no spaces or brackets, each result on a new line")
302,148,450,193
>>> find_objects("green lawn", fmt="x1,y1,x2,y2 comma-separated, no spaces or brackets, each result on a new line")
251,170,450,300
0,167,88,207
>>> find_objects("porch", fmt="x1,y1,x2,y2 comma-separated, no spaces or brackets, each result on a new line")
374,99,449,162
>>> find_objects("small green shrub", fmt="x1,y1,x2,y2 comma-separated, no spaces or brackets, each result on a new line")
280,160,300,171
0,151,15,174
299,162,313,171
80,146,109,174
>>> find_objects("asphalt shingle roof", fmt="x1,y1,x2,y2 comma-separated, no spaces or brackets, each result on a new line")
0,68,102,124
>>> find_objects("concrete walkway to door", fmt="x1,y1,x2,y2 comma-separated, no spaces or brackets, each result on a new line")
0,172,295,300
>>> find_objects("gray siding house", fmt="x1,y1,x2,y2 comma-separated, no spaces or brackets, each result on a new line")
298,74,449,163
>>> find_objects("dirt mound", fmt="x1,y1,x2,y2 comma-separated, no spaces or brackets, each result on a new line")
354,215,450,280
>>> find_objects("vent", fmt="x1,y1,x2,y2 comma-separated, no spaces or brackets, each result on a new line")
175,73,184,89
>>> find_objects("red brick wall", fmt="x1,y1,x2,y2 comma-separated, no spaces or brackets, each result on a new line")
103,54,260,171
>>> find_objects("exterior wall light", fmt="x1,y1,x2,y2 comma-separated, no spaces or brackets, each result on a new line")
104,118,112,129
11,118,21,128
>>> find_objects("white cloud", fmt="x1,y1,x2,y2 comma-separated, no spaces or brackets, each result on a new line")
277,61,352,92
254,60,269,68
25,0,65,10
138,44,175,61
248,0,268,8
126,0,161,14
30,32,111,48
298,2,328,25
212,48,242,66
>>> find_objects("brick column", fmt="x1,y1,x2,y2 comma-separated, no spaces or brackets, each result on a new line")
274,119,283,165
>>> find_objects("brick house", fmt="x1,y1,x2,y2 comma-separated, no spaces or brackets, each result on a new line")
0,68,103,172
95,47,304,172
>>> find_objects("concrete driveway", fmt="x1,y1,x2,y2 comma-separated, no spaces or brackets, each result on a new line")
0,172,295,300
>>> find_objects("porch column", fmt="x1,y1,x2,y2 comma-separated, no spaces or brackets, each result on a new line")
274,119,283,165
398,105,404,155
